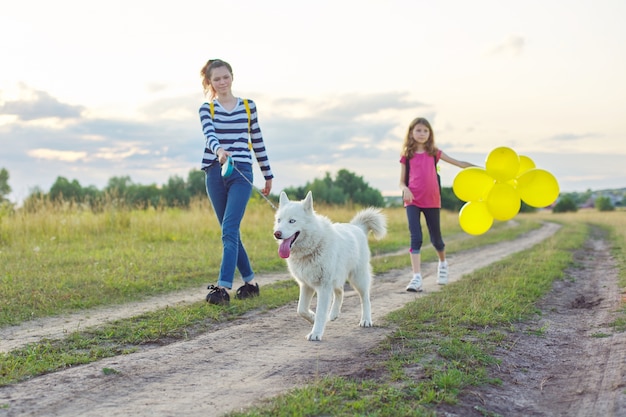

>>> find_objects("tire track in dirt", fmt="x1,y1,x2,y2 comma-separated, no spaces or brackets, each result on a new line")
0,223,560,417
438,227,626,417
0,272,289,354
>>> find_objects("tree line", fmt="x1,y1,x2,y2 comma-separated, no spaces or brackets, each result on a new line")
553,190,624,213
0,167,392,211
4,166,577,213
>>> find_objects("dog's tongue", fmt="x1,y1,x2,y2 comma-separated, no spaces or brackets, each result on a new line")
278,235,295,259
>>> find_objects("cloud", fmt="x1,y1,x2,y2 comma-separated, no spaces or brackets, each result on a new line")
93,143,152,161
548,132,602,141
27,148,87,162
0,85,85,121
2,88,431,201
139,94,198,120
260,91,426,164
315,92,426,121
10,87,621,202
486,35,525,56
25,143,152,164
146,82,169,94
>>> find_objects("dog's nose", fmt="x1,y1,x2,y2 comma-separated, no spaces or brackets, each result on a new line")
274,231,282,239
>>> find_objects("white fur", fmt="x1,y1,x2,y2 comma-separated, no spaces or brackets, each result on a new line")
273,191,387,341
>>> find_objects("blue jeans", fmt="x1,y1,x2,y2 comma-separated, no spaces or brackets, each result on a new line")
406,206,445,254
205,162,254,289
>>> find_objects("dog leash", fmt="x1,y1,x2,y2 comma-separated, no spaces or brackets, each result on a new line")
222,156,277,210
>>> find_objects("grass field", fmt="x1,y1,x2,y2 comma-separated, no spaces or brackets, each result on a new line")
0,198,532,327
1,201,625,415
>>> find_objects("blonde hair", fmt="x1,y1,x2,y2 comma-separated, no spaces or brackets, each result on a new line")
200,59,233,100
401,117,438,158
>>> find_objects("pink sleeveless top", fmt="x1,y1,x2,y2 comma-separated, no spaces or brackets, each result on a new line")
400,150,441,208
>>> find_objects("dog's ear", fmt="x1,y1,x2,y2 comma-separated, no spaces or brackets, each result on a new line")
279,191,290,206
303,191,313,212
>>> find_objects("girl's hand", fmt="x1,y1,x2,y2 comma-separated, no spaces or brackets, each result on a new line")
261,179,273,196
402,187,414,203
216,148,230,165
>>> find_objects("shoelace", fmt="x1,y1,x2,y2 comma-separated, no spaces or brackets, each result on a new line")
207,284,224,294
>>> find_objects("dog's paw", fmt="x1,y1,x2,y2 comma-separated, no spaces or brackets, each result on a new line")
329,313,339,321
306,332,323,341
359,319,373,328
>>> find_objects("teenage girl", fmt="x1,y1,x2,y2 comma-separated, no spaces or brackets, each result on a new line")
199,59,274,305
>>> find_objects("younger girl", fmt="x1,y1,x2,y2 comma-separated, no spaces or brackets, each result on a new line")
399,117,474,292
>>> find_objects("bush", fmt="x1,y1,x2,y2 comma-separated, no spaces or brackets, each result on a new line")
595,196,615,212
553,196,578,213
283,169,385,207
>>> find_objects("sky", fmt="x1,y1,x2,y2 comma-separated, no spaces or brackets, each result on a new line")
1,0,625,204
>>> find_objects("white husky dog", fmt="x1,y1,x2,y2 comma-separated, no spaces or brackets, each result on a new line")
273,191,387,341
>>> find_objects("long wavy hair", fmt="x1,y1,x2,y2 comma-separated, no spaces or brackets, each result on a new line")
200,59,233,100
401,117,438,159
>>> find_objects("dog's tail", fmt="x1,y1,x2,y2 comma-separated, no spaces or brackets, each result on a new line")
350,207,387,240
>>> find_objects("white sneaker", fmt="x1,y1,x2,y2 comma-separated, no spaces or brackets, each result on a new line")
437,262,448,285
406,274,423,292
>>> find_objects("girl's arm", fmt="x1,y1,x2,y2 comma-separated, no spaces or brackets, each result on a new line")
399,162,413,203
399,162,408,189
439,151,476,169
249,100,274,180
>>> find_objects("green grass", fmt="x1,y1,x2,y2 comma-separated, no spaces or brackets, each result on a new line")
1,203,625,416
0,200,537,326
0,200,381,325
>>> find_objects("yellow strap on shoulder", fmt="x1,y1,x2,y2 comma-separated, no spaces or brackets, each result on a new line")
243,99,252,150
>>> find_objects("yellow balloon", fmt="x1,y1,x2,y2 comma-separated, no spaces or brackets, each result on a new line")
517,155,536,177
506,178,518,188
517,168,560,208
486,183,521,221
485,147,520,182
453,167,495,202
459,201,494,235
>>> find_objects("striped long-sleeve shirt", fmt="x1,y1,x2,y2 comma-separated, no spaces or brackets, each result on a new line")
199,98,274,180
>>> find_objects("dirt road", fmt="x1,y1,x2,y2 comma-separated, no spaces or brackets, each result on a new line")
440,226,626,417
1,222,625,416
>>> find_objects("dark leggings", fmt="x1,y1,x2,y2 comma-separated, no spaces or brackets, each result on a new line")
406,206,445,254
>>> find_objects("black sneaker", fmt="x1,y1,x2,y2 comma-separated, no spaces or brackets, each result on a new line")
235,282,260,300
206,285,230,305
